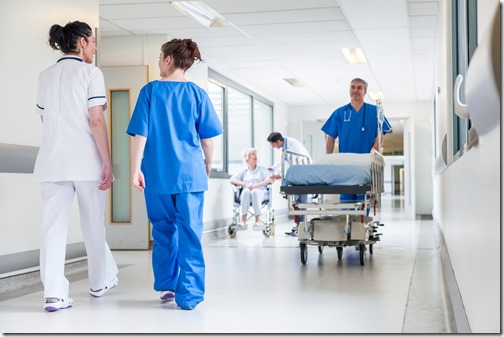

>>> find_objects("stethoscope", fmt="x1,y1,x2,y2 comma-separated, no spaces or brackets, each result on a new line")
343,103,366,132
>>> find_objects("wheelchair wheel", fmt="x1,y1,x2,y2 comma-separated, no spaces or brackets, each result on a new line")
262,223,274,238
263,227,273,238
300,242,308,265
228,224,237,238
318,245,324,254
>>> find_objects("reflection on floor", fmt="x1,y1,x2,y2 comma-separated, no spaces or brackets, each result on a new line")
0,194,452,333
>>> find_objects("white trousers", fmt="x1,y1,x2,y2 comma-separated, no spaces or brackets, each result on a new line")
240,188,268,216
39,181,118,299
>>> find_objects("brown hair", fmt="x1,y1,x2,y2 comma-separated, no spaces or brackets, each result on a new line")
161,39,203,71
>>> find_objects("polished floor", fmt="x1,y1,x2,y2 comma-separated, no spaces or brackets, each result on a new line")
0,194,452,334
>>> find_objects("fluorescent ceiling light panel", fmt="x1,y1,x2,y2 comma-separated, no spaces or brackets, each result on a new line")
284,78,304,87
171,1,229,28
341,48,367,64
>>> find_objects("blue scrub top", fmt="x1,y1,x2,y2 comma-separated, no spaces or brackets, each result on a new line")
127,81,223,194
321,103,392,153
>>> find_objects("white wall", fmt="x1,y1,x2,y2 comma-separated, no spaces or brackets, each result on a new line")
413,121,433,215
432,0,500,332
0,0,99,257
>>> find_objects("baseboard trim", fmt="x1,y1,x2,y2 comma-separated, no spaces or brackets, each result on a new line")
433,219,471,333
0,242,86,278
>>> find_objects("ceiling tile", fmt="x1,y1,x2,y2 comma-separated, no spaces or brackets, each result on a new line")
98,0,439,106
408,2,439,16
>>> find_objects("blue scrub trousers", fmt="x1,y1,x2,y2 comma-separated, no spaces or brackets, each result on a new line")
340,194,365,202
340,194,370,216
145,192,205,310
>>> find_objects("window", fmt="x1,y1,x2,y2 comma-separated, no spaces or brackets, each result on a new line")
228,87,252,174
253,99,273,168
109,90,131,223
451,0,477,157
207,70,274,177
207,81,224,171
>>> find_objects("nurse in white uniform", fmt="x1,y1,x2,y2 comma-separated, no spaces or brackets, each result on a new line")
34,21,118,312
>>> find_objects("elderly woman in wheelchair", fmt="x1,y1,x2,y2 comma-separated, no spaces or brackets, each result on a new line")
229,148,276,237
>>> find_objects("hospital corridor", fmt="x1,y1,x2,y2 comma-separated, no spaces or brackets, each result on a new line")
0,0,501,334
0,193,452,334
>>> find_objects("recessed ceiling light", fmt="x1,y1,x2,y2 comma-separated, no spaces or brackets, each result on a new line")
284,78,304,87
341,48,367,64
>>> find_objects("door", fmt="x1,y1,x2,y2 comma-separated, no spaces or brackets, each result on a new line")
102,65,149,249
300,120,326,161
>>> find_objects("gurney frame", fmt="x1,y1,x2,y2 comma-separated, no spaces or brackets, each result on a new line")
280,149,385,266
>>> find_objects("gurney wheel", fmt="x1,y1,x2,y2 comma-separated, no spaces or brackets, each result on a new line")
262,223,274,238
336,247,343,260
299,242,308,265
318,246,324,254
359,244,365,266
228,224,237,238
369,244,373,255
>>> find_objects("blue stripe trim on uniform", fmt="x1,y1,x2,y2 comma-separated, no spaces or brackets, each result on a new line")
36,104,44,110
383,119,393,133
88,96,106,101
57,56,83,63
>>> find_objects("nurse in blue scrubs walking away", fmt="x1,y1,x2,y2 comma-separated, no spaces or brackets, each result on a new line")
127,39,223,310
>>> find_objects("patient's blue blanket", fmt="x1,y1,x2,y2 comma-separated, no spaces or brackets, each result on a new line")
283,153,372,186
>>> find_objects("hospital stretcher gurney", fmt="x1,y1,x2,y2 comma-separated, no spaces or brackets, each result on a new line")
279,149,385,266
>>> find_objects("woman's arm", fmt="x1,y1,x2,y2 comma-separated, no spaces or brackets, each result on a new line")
131,135,147,192
89,105,113,191
201,138,213,176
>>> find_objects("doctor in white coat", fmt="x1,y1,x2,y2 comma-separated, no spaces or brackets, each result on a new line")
34,21,118,312
267,132,311,178
267,132,311,235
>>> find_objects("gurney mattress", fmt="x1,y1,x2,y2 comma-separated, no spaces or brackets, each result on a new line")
283,153,371,186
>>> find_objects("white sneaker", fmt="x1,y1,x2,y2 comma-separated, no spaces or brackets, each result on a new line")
89,276,119,297
235,222,248,231
160,290,175,302
44,297,74,312
253,222,265,231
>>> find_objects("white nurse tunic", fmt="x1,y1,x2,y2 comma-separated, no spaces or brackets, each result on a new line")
34,56,107,182
34,56,117,299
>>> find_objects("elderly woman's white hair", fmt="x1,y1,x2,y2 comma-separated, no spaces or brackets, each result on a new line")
241,148,257,164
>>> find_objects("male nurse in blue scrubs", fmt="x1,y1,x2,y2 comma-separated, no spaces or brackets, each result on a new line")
321,78,392,202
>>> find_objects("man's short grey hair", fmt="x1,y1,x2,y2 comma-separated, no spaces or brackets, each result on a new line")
351,78,368,91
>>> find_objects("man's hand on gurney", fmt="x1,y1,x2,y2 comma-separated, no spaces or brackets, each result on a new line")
270,174,281,181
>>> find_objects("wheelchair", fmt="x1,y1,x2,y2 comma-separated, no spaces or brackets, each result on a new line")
228,184,275,238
